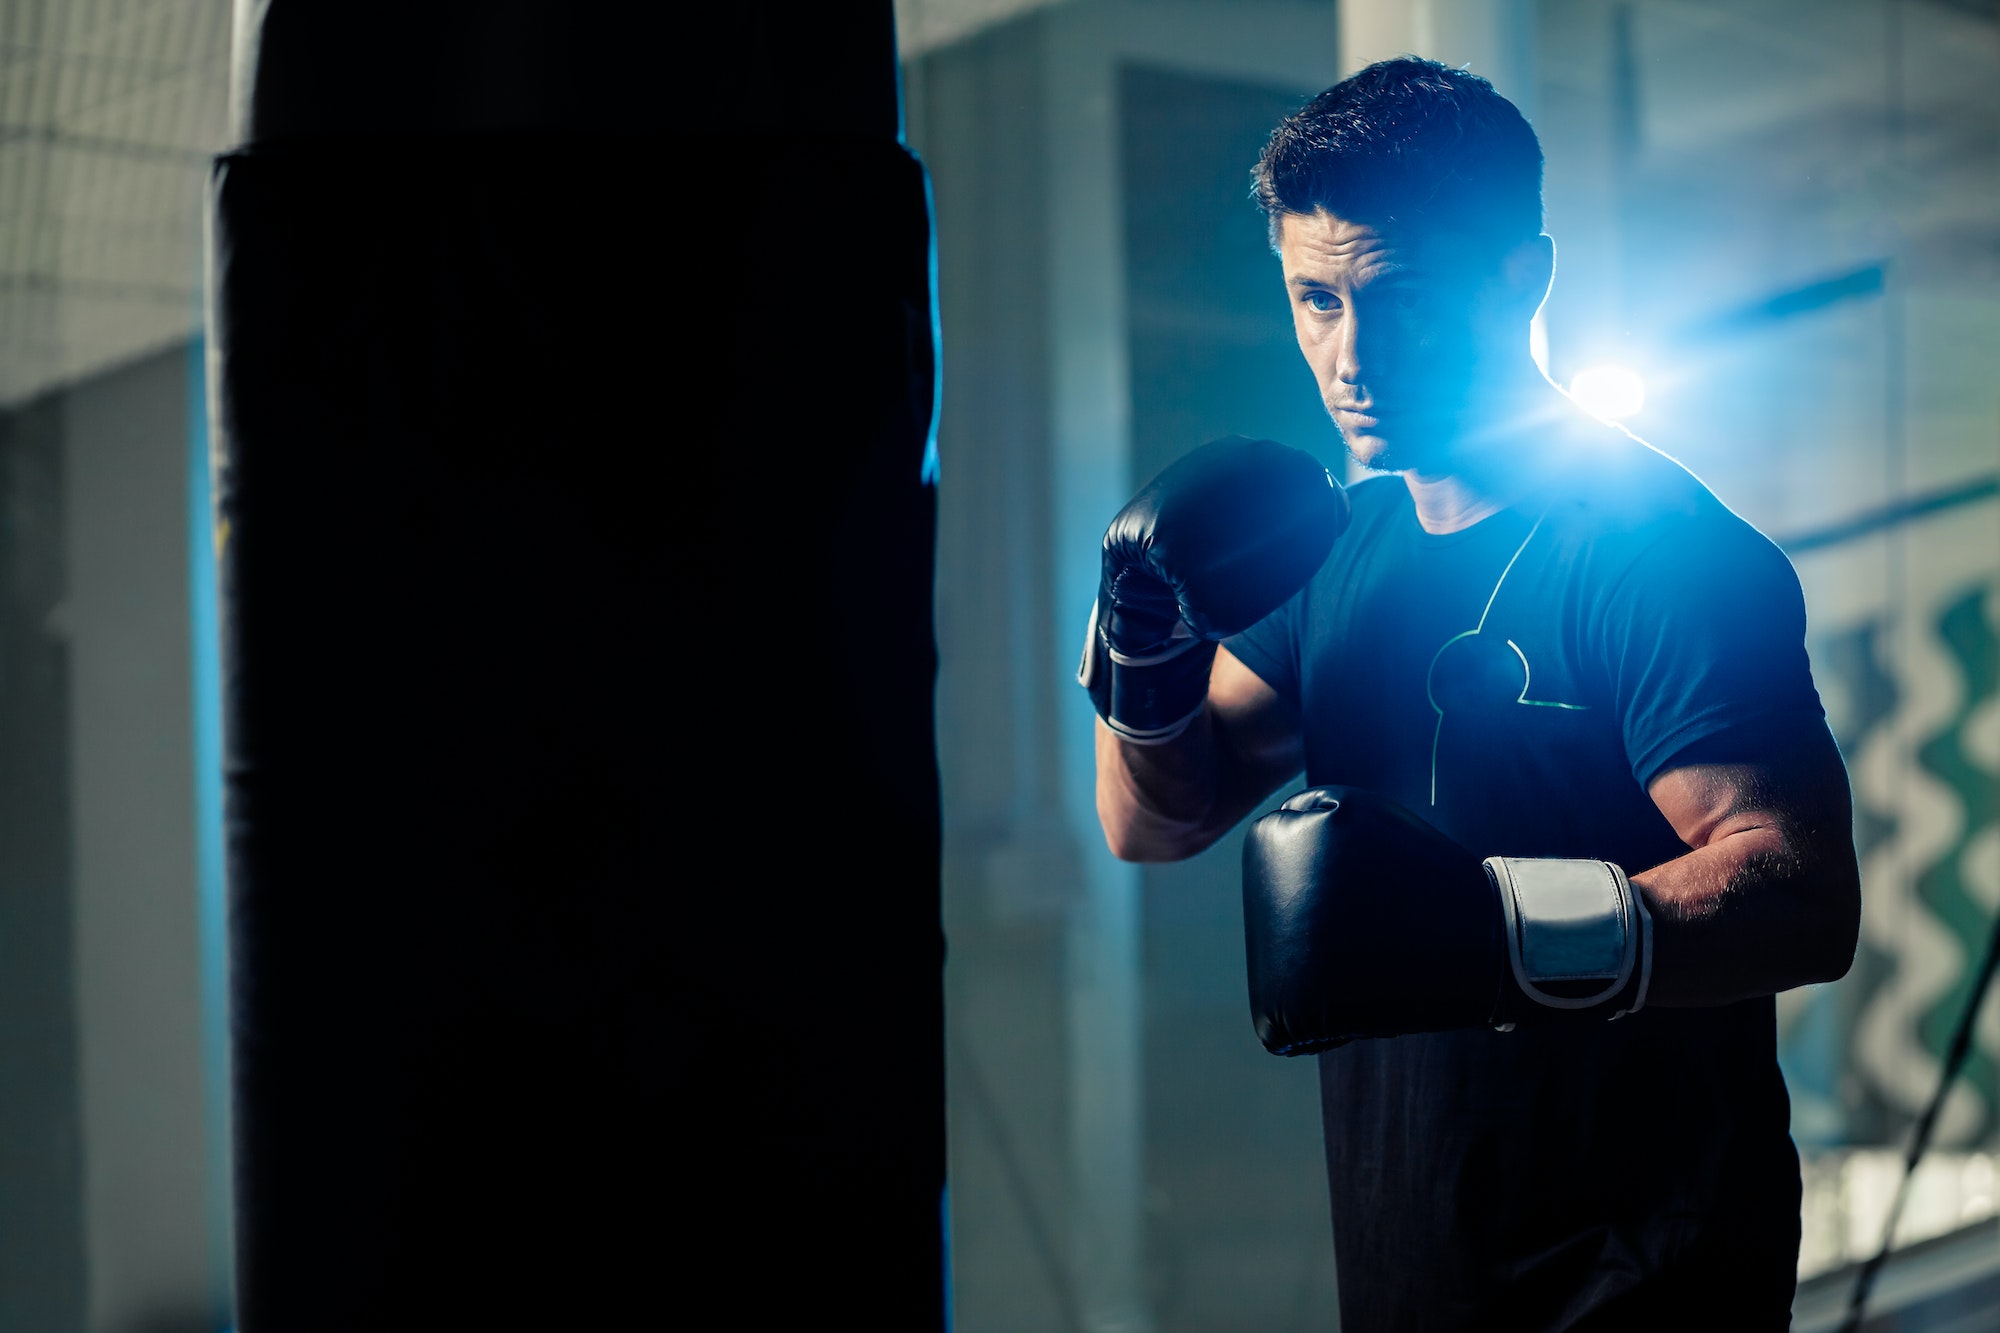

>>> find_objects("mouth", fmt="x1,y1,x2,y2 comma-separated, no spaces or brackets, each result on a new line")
1330,405,1381,431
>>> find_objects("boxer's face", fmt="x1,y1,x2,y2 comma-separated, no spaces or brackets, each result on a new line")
1279,209,1536,473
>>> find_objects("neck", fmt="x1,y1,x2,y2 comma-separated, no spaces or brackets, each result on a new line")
1400,365,1570,534
1404,471,1507,534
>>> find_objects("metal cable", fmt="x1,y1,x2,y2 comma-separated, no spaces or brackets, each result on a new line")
1840,900,2000,1330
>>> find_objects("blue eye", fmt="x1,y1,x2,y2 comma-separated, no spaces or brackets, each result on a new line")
1304,291,1338,313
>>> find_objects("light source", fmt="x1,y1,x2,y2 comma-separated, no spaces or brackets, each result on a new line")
1568,366,1646,423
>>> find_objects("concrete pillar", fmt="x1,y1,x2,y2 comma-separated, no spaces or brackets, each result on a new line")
1042,11,1148,1325
65,349,212,1333
1039,10,1352,1327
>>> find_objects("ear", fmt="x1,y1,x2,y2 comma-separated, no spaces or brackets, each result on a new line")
1502,234,1556,315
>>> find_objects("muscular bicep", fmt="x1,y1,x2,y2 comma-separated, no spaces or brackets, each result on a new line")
1635,722,1859,1000
1644,723,1851,858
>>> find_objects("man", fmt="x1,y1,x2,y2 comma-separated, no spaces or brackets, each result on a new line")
1081,59,1860,1329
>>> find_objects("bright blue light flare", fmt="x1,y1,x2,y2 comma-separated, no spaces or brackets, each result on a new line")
1568,365,1647,423
187,331,234,1329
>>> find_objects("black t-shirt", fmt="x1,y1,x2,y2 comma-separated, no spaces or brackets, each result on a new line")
1227,428,1823,1331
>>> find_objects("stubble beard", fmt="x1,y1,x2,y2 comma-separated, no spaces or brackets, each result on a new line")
1348,439,1406,474
1337,423,1436,477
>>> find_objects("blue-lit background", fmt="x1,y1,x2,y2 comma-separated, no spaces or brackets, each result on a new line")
0,1,1996,1330
910,2,2000,1330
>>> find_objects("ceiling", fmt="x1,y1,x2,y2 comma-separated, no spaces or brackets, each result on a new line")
0,0,1991,407
0,0,228,405
0,0,1072,408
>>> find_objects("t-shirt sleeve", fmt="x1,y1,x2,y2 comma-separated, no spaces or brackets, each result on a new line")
1599,521,1825,788
1225,593,1304,709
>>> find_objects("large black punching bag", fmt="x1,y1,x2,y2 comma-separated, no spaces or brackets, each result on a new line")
208,5,943,1327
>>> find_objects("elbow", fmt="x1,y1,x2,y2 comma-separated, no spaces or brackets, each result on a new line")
1803,856,1863,986
1096,775,1216,863
1100,821,1147,863
1102,826,1150,863
1097,787,1220,862
1101,820,1208,864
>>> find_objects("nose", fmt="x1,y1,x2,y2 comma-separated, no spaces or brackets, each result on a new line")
1332,301,1397,394
1331,308,1361,387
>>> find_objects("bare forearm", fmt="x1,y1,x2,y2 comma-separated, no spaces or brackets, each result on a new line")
1095,714,1225,861
1094,649,1305,863
1632,827,1859,1006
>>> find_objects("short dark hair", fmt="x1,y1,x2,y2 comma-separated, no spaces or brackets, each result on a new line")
1252,57,1544,256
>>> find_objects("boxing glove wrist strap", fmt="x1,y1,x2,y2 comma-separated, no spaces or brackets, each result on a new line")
1482,856,1653,1023
1078,598,1218,744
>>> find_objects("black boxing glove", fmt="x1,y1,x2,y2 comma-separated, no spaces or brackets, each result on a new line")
1242,787,1653,1055
1079,437,1348,743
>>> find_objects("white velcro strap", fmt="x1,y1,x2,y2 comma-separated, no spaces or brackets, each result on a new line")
1077,598,1102,689
1104,701,1205,745
1483,857,1651,1015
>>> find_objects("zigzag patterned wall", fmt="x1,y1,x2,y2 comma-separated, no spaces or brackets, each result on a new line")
1788,515,2000,1151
